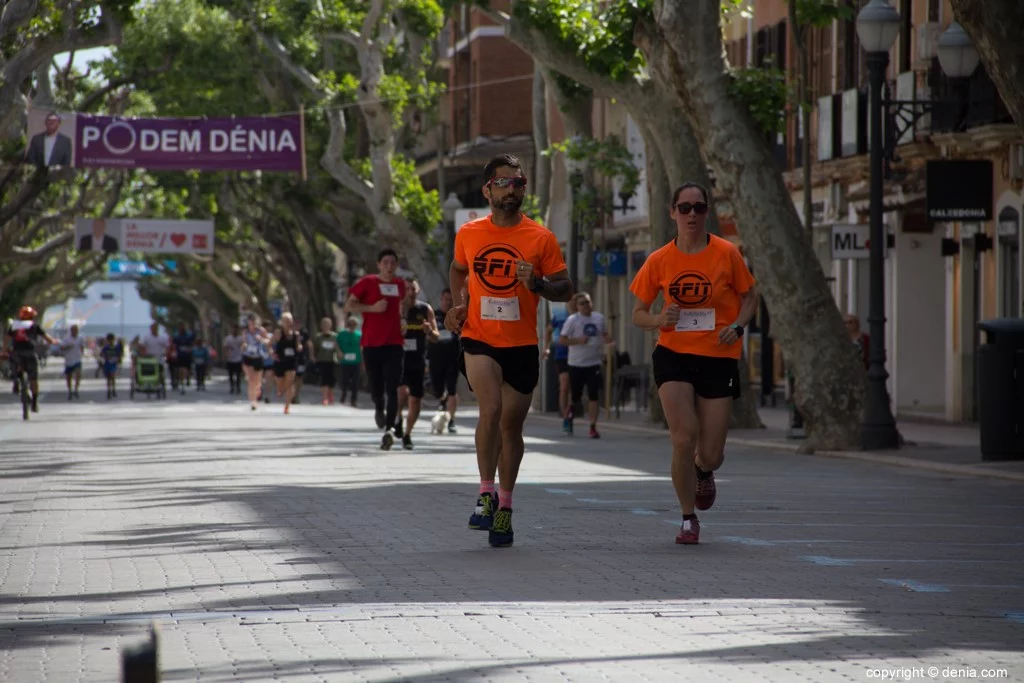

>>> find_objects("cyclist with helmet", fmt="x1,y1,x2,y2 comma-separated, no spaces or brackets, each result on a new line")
4,307,57,412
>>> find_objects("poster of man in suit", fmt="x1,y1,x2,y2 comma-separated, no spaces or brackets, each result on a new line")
75,218,120,253
24,109,75,167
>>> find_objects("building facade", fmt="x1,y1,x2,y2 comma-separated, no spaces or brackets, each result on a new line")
723,0,1023,423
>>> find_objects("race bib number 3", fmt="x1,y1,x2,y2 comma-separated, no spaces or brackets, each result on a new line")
403,338,418,352
675,309,716,332
379,283,400,297
480,296,521,322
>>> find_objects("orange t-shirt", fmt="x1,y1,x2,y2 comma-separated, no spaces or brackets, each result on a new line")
629,234,755,359
454,214,567,348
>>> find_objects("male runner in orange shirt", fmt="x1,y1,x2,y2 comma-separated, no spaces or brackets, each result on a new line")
445,153,574,548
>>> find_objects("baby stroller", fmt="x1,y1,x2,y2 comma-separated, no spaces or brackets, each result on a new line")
131,356,166,399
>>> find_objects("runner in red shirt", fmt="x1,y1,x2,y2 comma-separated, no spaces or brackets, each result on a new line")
345,248,408,450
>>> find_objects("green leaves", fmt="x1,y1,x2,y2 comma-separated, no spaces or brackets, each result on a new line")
794,0,852,28
513,0,650,82
728,65,788,135
547,134,641,198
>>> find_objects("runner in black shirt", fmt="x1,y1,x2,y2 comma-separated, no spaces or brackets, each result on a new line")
427,288,461,434
395,278,439,449
272,312,303,415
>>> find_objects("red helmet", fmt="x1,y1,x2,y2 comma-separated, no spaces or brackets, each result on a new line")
18,306,37,321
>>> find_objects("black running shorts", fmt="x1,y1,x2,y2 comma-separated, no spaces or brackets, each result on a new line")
569,364,602,403
460,337,539,396
652,345,740,400
401,354,426,398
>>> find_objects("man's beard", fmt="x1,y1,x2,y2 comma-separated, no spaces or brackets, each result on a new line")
490,193,523,214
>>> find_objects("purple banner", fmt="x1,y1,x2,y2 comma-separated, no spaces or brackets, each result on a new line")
74,114,304,173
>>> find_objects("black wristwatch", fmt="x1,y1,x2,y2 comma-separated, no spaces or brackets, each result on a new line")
730,323,745,337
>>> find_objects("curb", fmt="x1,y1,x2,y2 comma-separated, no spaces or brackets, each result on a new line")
529,413,1024,483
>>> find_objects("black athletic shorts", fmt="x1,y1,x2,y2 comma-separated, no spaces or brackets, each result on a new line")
652,345,740,399
553,358,569,375
569,364,602,402
317,361,335,387
460,337,539,396
429,348,460,399
13,350,38,381
275,360,296,377
401,353,426,399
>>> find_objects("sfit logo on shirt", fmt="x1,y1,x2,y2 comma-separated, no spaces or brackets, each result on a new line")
669,271,712,307
473,244,525,295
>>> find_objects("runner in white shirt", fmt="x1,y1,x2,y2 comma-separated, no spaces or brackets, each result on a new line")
60,324,85,400
559,292,614,438
222,325,244,395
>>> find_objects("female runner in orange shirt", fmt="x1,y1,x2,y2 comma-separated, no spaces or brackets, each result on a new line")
630,182,759,545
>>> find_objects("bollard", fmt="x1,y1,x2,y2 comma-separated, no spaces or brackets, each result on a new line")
121,623,159,683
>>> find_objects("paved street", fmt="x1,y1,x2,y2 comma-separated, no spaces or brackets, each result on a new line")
1,369,1023,682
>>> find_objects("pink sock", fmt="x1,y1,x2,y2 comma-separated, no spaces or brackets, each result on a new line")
498,489,513,510
479,480,495,495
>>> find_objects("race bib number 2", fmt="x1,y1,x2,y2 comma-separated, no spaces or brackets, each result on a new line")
480,296,520,321
675,308,715,332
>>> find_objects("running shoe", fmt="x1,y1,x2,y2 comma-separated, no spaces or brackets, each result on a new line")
675,517,700,545
380,430,394,451
374,406,386,429
394,416,404,439
468,492,497,530
31,396,38,413
489,508,514,547
695,469,717,511
562,417,571,433
447,420,457,434
589,425,600,439
402,434,413,450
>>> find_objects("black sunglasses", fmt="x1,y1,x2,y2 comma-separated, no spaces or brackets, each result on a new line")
674,201,709,215
488,176,528,190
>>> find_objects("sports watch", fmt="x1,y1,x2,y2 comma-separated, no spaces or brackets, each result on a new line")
730,323,745,337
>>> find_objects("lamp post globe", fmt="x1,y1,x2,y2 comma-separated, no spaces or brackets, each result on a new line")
442,192,463,223
855,0,901,54
937,22,980,79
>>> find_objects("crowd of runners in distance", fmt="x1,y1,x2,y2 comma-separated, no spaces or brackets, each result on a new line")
4,152,760,550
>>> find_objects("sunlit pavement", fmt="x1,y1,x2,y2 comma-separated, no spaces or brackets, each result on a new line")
1,368,1023,682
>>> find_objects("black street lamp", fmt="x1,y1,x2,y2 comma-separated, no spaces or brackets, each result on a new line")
566,162,585,286
856,0,979,450
442,192,463,269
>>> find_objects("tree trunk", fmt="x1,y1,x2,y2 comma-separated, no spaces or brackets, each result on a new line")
643,1,863,450
641,132,670,427
951,0,1024,140
532,61,552,221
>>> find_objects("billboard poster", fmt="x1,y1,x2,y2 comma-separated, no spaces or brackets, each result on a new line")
75,218,215,255
25,107,305,174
